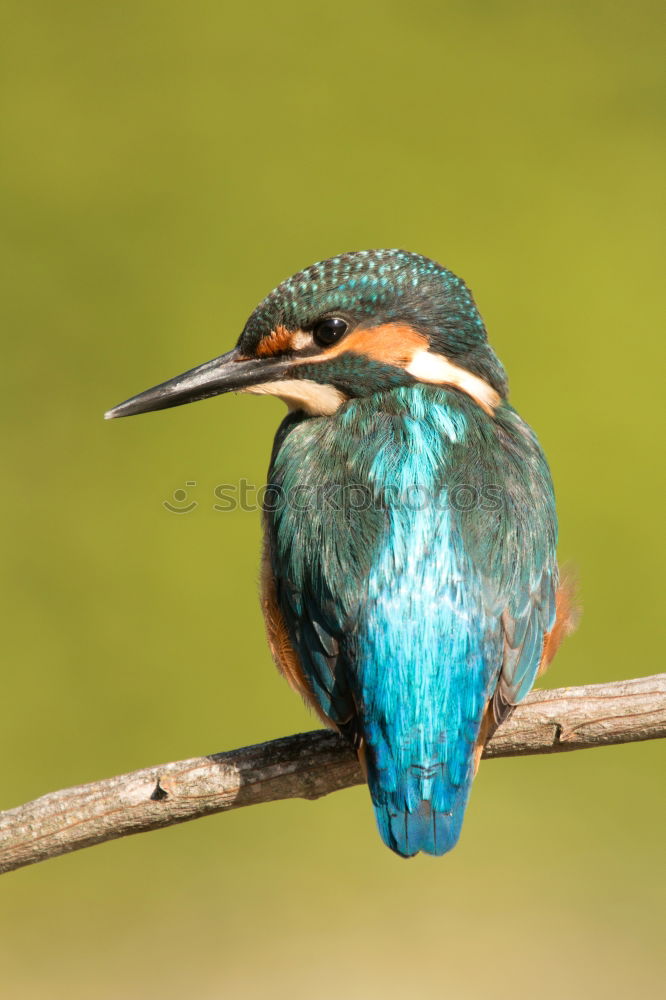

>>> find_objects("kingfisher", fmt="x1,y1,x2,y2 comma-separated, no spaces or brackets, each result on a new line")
106,250,574,857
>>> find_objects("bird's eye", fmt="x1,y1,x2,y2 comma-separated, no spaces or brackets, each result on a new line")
312,316,348,347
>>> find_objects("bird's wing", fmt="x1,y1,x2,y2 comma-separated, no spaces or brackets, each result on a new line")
465,406,559,726
264,410,381,741
494,565,558,721
272,565,360,739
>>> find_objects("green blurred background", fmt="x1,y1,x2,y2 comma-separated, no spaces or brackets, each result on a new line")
1,1,664,997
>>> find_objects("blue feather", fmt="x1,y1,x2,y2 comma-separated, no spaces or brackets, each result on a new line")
267,385,557,856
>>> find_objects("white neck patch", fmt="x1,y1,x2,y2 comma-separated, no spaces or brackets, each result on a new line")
244,379,347,416
406,350,500,415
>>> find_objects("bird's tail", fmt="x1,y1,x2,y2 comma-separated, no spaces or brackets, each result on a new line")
362,729,477,858
372,787,471,858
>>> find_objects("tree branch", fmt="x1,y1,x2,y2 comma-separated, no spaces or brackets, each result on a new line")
1,674,664,875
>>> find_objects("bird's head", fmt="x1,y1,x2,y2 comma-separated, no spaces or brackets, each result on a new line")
105,250,508,421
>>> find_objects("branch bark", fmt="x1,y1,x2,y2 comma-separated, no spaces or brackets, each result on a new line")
1,674,664,876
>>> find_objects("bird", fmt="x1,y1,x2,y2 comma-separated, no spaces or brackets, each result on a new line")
106,249,575,858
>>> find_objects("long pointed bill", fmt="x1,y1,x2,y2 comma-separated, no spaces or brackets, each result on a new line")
104,348,292,419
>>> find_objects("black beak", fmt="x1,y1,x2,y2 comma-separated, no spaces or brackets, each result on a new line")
104,348,291,419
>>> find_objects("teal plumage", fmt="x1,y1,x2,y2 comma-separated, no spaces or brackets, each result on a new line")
266,385,556,856
106,249,568,858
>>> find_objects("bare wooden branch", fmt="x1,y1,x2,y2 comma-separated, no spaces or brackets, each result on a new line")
1,674,664,876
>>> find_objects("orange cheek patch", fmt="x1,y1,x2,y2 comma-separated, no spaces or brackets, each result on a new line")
256,321,428,365
322,323,429,365
255,325,296,357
